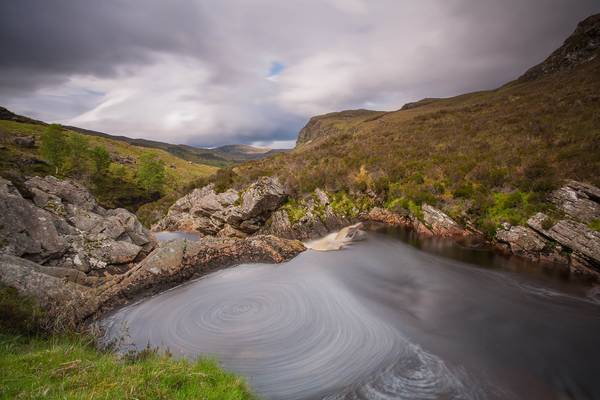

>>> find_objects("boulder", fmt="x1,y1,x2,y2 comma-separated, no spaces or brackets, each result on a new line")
550,180,600,223
260,190,350,241
0,254,93,330
239,176,287,219
495,224,556,262
528,212,600,268
422,204,469,238
0,176,155,280
153,177,287,235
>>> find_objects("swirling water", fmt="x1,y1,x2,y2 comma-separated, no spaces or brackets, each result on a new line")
103,229,600,399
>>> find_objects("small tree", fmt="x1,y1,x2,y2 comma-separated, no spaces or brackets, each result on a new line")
40,124,67,175
137,152,165,193
90,146,111,176
64,134,91,177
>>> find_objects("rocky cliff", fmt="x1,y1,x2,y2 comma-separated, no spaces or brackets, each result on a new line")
495,180,600,279
295,109,384,146
520,13,600,81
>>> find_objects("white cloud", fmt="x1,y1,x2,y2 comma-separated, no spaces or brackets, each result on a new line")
1,0,598,147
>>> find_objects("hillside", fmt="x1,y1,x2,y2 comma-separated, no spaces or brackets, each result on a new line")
0,107,285,168
221,14,600,236
0,118,217,216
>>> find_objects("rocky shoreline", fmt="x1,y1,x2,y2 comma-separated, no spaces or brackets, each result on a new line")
1,174,599,330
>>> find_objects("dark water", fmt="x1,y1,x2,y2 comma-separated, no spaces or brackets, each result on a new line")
103,229,600,400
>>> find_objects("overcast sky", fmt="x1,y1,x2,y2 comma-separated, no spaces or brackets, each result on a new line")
1,1,598,148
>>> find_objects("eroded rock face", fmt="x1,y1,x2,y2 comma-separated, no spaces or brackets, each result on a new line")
260,190,350,240
0,234,305,329
528,213,600,268
0,176,156,279
92,235,305,315
0,254,93,330
153,177,287,236
422,204,469,238
495,180,600,280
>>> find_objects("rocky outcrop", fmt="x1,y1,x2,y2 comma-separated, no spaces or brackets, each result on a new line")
93,235,304,314
520,13,600,81
495,180,600,280
528,213,599,270
153,177,287,237
365,204,470,239
261,189,350,240
422,204,470,238
0,176,156,279
0,254,93,330
0,234,305,329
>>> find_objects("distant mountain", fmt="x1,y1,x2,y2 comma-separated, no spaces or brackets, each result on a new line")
0,106,285,167
214,144,288,161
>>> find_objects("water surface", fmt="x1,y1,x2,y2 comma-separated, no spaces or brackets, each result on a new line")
104,230,600,400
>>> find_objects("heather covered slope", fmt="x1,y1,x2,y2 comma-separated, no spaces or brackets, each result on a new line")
227,14,600,235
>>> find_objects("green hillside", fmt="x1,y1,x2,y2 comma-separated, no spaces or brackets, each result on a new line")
218,15,600,236
0,119,217,219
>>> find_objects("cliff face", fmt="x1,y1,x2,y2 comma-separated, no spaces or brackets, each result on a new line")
519,13,600,81
295,109,384,146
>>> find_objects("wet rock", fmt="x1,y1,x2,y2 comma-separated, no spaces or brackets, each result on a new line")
422,204,469,238
528,212,600,268
495,224,551,262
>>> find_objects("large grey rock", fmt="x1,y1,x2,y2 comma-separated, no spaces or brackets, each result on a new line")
154,177,287,235
0,178,68,261
528,212,600,267
550,180,600,223
422,204,469,238
0,176,156,280
260,190,349,241
0,254,93,330
239,176,287,219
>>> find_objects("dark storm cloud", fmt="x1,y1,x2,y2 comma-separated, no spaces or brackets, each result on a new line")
0,0,598,147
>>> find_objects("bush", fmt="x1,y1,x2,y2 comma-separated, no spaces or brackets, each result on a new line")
137,152,166,194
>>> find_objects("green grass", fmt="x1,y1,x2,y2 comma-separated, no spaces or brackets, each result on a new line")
0,284,255,400
0,334,254,400
589,219,600,232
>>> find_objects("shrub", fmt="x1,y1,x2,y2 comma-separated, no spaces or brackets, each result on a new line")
137,152,166,194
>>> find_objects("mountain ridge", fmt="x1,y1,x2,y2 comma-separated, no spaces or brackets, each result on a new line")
0,106,285,167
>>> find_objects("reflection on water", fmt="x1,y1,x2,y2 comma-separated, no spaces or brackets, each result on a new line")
104,229,600,400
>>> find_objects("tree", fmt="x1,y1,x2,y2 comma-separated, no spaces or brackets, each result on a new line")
64,134,91,177
137,152,165,193
40,124,67,174
90,146,111,177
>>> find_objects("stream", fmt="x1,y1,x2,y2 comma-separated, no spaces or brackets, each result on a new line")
103,228,600,399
